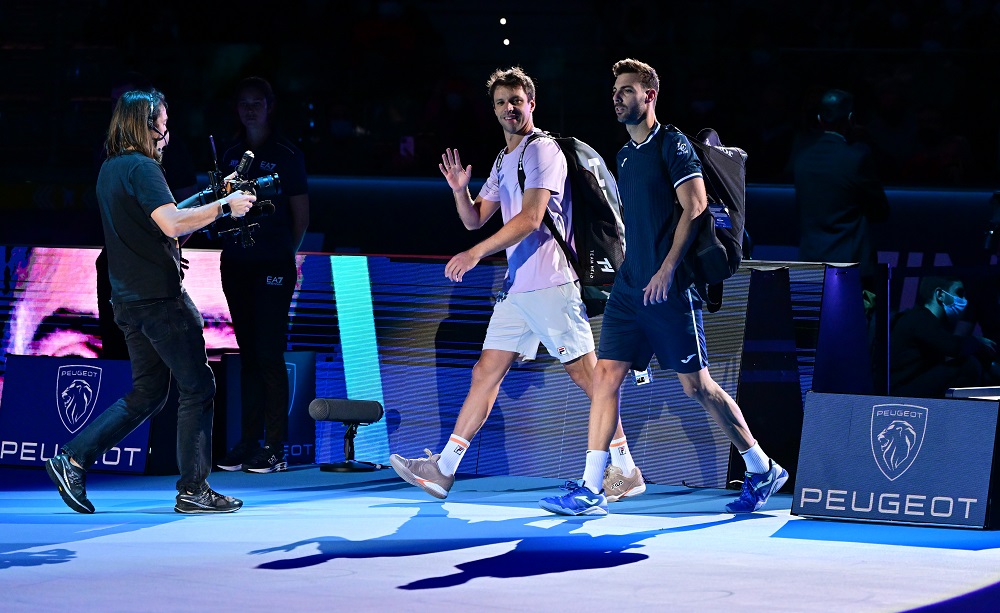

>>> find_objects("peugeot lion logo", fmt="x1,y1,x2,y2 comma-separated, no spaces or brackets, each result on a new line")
870,404,928,481
56,365,103,434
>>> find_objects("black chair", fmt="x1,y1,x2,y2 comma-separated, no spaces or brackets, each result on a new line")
309,398,385,472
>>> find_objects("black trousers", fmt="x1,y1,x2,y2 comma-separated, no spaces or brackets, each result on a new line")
66,292,215,493
221,256,296,448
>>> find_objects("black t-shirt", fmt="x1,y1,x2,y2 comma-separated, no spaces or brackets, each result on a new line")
220,135,308,262
97,152,179,302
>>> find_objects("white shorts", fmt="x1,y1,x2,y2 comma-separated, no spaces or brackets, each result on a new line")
483,282,595,363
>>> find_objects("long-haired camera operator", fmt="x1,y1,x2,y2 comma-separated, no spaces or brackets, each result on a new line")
45,89,254,515
215,77,310,475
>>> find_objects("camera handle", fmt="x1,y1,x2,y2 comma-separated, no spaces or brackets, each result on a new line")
231,151,257,246
188,139,274,245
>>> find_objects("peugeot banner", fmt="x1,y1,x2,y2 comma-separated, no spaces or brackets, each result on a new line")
0,355,151,473
793,392,1000,529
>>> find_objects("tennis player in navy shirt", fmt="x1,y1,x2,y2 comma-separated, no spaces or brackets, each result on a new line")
540,58,787,516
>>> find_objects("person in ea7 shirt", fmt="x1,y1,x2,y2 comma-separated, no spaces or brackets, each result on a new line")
215,77,309,475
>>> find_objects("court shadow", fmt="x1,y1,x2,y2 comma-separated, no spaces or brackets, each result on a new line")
0,548,75,569
250,502,759,589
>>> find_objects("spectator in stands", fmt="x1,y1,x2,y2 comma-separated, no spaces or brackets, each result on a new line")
891,276,998,397
794,89,890,293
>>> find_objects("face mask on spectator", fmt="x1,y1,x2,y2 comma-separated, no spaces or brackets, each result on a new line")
940,290,967,320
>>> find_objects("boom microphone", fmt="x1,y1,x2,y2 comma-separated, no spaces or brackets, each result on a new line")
308,398,384,424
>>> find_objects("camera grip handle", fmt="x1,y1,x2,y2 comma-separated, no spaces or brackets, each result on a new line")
236,150,254,176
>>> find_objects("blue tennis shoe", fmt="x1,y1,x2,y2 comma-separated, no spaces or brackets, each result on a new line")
726,459,789,513
539,480,608,516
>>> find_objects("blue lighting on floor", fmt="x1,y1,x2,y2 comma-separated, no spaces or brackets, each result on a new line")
774,518,1000,551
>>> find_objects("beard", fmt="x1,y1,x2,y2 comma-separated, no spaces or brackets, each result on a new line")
616,105,645,125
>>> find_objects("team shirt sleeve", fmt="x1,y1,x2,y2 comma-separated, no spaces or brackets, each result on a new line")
522,138,566,194
131,159,176,217
661,131,702,190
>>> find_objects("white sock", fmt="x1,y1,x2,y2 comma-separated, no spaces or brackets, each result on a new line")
436,434,470,476
740,442,770,474
582,450,609,494
609,436,636,476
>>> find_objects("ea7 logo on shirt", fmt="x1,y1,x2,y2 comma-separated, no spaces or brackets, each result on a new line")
266,276,285,286
676,142,689,155
229,159,277,172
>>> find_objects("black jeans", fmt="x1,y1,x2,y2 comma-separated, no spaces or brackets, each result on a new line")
221,257,295,448
63,292,216,493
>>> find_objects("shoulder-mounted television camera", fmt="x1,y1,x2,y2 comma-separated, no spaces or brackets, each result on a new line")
177,136,281,247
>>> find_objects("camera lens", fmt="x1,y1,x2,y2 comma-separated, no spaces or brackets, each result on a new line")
254,174,281,199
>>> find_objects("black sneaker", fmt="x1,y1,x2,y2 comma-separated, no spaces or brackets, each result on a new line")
216,440,261,472
45,454,95,514
242,445,287,474
174,485,243,514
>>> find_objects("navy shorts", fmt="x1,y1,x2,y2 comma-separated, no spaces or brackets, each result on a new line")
597,284,709,373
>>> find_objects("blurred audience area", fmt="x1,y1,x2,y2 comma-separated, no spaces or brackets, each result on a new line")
2,0,999,246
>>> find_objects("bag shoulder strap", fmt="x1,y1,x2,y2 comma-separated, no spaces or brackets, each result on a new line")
512,132,581,273
515,131,549,192
542,206,580,271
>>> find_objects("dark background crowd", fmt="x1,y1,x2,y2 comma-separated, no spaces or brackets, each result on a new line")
2,0,1000,399
2,0,1000,204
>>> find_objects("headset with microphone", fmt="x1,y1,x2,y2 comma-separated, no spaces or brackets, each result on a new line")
146,91,168,144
